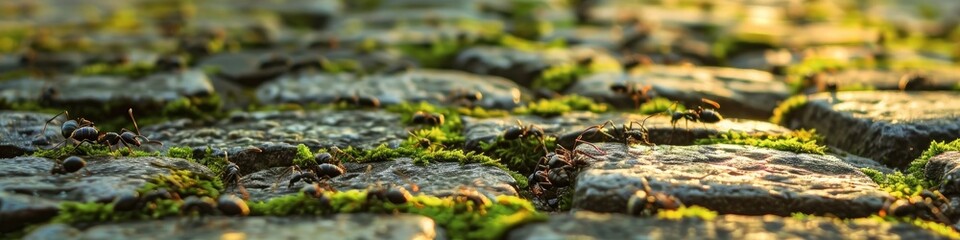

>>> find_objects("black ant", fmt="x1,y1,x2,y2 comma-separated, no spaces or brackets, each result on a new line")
502,119,550,158
610,82,654,108
40,111,99,151
448,89,483,108
334,93,381,108
411,111,444,126
627,177,682,216
436,187,493,210
669,98,723,130
285,165,322,190
898,73,929,91
314,146,350,179
50,155,90,176
101,109,163,153
216,194,250,216
576,119,653,147
219,148,249,200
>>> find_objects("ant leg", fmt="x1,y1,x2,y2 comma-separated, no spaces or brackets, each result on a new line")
39,111,67,140
70,139,93,153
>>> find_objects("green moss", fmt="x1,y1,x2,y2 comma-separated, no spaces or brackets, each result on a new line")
165,146,194,160
860,168,926,199
532,63,584,92
53,198,182,224
868,215,960,239
637,97,685,115
514,95,608,117
162,93,224,121
397,37,467,69
294,144,316,168
32,144,159,159
404,127,464,150
0,69,33,81
77,62,157,79
140,169,223,199
861,140,960,199
53,169,222,224
478,135,556,174
320,58,364,74
457,107,510,119
694,129,827,154
656,206,719,221
770,95,808,125
388,101,466,148
791,212,813,221
497,35,565,52
249,190,545,240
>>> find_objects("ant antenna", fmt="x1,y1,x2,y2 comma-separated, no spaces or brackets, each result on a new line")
40,110,68,139
128,108,141,136
700,98,720,109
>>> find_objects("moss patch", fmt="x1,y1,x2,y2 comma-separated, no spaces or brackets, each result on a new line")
249,190,545,240
770,95,808,125
293,144,317,168
32,143,160,159
77,62,157,79
514,95,608,117
861,139,960,198
54,170,223,224
637,97,685,115
694,129,827,154
657,205,719,221
140,169,223,199
479,135,556,174
868,215,960,239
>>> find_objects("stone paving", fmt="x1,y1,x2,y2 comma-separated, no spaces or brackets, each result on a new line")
2,0,960,239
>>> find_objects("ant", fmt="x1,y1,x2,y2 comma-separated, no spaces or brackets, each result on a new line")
334,93,381,108
100,109,163,153
40,111,98,151
610,82,654,108
436,187,493,211
314,146,350,179
502,119,550,158
219,148,249,200
284,165,322,190
576,119,653,147
898,73,929,91
627,177,682,216
50,155,90,176
669,98,723,130
448,89,483,108
411,111,444,126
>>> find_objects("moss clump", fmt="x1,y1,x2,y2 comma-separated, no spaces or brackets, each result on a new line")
249,190,545,240
907,139,960,187
140,170,223,199
457,107,509,119
864,139,960,198
694,129,827,154
404,128,464,150
54,169,223,224
637,97,685,115
338,144,528,188
165,146,194,160
53,199,182,224
532,63,584,92
293,144,317,168
479,135,556,174
32,144,160,159
770,95,808,125
860,168,926,199
77,62,157,79
868,215,960,239
388,101,467,148
514,95,608,117
657,206,719,221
